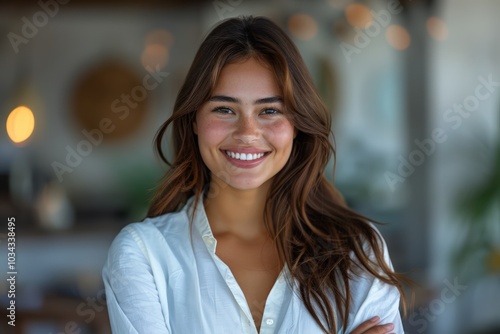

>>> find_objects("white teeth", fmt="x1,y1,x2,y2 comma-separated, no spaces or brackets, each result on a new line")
225,151,265,161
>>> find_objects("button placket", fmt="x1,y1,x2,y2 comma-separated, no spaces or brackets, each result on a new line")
258,269,288,333
225,272,255,329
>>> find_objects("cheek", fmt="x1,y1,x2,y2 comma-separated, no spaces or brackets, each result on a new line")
197,118,229,146
265,119,295,150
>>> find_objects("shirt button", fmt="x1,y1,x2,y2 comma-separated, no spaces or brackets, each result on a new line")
265,318,274,326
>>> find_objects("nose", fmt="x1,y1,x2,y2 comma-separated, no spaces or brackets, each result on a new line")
233,114,259,143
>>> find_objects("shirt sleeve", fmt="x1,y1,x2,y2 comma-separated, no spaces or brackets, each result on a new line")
102,225,171,334
342,228,404,334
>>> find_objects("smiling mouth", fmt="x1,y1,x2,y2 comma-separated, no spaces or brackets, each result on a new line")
222,150,270,161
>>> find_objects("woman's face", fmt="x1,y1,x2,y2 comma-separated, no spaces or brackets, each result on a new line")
194,57,296,192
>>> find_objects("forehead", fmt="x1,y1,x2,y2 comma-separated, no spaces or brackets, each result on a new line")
212,57,281,98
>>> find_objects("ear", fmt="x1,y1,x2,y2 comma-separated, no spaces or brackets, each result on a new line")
293,127,298,139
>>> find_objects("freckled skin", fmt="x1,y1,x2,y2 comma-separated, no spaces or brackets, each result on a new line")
193,57,296,191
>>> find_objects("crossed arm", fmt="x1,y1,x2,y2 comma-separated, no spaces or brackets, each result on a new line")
351,317,396,334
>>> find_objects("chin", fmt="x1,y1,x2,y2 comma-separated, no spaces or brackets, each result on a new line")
228,179,268,191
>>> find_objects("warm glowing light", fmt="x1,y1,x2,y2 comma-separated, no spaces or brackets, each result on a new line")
427,16,448,41
288,14,318,40
145,29,173,48
142,29,173,69
6,106,35,144
345,4,373,28
141,44,169,70
385,25,411,50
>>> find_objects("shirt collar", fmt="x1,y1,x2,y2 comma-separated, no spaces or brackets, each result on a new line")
183,192,292,282
184,193,217,254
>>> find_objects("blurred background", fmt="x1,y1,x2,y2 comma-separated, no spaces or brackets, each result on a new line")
0,0,499,333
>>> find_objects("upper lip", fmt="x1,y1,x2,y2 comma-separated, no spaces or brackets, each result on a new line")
221,147,270,154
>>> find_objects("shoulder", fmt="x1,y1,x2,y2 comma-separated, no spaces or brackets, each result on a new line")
355,222,393,266
347,222,398,300
106,201,193,264
103,199,199,285
118,209,188,243
130,209,191,243
344,223,403,332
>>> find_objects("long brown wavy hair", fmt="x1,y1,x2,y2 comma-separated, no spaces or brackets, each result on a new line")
147,15,407,333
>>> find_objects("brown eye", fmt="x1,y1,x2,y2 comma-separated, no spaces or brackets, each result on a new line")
212,107,234,114
261,108,281,115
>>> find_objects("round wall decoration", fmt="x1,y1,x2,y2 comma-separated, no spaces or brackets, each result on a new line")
71,59,149,142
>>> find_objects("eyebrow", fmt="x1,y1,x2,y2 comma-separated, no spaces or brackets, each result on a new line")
209,95,283,104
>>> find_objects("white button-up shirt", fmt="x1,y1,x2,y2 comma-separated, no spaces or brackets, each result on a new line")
102,194,404,333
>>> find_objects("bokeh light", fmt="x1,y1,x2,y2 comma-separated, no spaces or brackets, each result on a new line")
141,44,169,70
385,24,411,50
345,3,373,28
141,29,173,70
427,16,449,41
288,14,318,40
6,105,35,144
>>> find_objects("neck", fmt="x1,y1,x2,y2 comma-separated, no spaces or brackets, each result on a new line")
204,178,271,241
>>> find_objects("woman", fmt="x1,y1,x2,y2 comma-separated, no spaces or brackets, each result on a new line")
103,16,407,334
